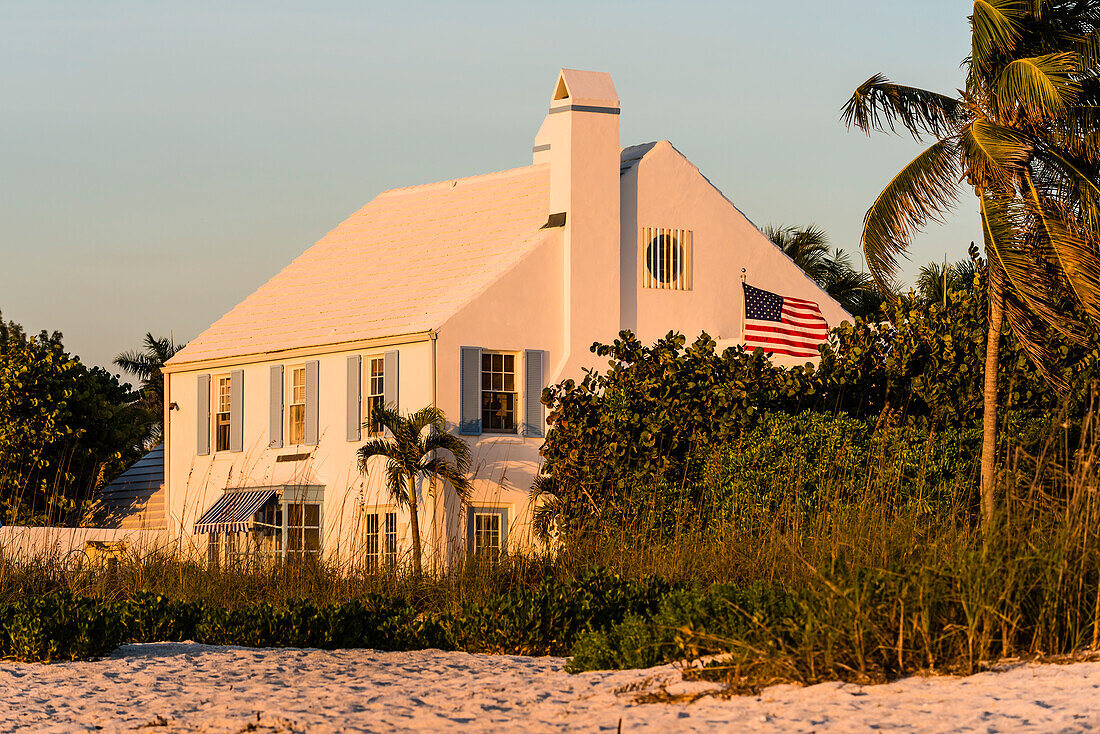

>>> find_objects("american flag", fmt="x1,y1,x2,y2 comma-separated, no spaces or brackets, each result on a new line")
742,282,829,358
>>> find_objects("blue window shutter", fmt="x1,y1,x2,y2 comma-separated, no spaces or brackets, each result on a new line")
347,355,361,442
523,350,545,438
304,360,319,446
384,350,399,412
229,369,244,453
459,346,482,435
269,365,284,449
197,374,210,456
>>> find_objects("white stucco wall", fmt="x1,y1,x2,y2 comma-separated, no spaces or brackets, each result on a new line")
164,339,436,566
434,231,566,561
622,141,850,365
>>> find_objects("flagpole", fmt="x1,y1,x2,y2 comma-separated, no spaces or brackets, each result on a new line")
740,268,747,346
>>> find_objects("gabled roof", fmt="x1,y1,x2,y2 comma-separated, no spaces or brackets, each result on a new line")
167,142,667,368
620,142,658,174
167,164,553,366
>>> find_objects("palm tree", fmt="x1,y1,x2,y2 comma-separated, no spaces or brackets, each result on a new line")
916,255,980,307
763,224,833,284
357,406,472,575
114,333,185,444
764,225,884,316
842,1,1100,527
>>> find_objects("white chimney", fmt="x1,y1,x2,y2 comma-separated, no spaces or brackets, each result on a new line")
532,69,621,370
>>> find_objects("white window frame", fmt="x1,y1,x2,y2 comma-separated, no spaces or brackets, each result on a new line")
363,354,386,436
213,373,233,453
480,351,519,434
363,505,399,570
473,511,502,555
287,365,306,446
206,496,322,566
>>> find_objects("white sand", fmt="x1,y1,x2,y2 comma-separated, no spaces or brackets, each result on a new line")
2,644,1100,733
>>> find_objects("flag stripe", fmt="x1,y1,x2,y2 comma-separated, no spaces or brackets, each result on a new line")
746,344,820,358
745,324,828,340
744,333,825,352
779,313,828,327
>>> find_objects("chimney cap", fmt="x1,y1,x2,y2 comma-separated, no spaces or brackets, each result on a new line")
551,69,619,109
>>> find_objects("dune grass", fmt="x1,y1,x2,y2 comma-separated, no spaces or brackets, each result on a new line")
1,411,1098,687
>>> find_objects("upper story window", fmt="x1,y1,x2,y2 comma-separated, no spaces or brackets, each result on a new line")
288,366,306,445
642,227,693,291
364,355,385,435
215,375,232,452
481,352,516,433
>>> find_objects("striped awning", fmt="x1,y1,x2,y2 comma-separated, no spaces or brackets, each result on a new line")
193,489,277,535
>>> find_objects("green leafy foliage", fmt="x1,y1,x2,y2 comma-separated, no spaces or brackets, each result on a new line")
0,592,124,662
0,568,667,662
538,267,1098,543
0,313,149,524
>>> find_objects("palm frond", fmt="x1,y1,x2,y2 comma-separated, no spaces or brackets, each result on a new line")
970,0,1024,76
1023,170,1100,324
384,461,411,507
996,52,1081,120
423,431,471,473
981,191,1084,341
1044,106,1100,163
842,74,964,139
420,457,473,502
356,437,399,472
1001,286,1069,392
960,118,1033,189
861,138,963,290
1077,30,1100,72
528,473,560,544
1032,146,1100,236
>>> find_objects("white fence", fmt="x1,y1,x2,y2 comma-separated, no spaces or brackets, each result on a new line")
0,526,169,564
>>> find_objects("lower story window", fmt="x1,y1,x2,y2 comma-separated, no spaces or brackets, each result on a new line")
206,497,321,565
469,507,507,559
364,507,398,569
287,503,322,556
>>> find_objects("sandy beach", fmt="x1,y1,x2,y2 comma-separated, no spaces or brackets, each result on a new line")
2,643,1100,733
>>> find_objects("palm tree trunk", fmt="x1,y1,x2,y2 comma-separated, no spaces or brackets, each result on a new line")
407,475,423,576
980,275,1005,530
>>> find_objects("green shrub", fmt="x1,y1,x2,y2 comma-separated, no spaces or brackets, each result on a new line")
0,592,123,662
446,567,672,655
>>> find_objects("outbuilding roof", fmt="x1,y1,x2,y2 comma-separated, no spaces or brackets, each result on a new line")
167,144,663,367
87,445,165,529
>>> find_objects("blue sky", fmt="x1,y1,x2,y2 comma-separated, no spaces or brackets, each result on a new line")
1,1,979,370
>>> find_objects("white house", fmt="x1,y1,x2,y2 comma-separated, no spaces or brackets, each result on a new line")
157,69,850,568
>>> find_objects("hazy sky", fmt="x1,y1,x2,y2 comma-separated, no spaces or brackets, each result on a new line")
1,1,980,372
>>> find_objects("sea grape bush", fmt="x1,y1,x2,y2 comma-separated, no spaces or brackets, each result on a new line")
538,275,1099,543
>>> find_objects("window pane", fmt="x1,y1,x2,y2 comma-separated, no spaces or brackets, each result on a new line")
492,373,503,390
503,354,514,372
305,504,320,526
482,373,492,390
503,373,514,392
492,353,503,371
304,529,320,551
288,504,302,526
482,353,491,371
